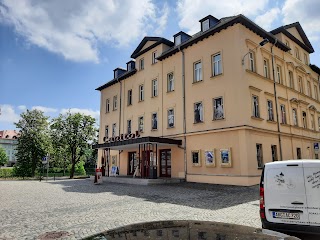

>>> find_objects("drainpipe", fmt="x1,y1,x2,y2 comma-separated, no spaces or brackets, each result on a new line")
271,39,283,161
118,79,122,171
179,46,187,180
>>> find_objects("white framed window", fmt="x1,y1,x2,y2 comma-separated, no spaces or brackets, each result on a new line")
152,79,158,97
307,81,311,97
267,100,274,121
139,84,144,101
194,61,202,82
280,104,286,124
212,53,222,76
318,117,320,131
128,89,132,105
304,53,308,65
293,108,298,126
105,125,109,138
276,65,282,84
202,19,209,31
289,71,294,89
249,51,255,72
152,113,158,130
168,109,174,128
314,85,319,101
271,145,278,161
106,99,110,113
113,95,117,110
298,76,303,93
252,95,260,118
140,58,144,70
138,116,144,132
263,59,269,78
175,35,181,46
213,97,224,120
311,114,315,130
167,72,174,92
302,111,307,128
112,123,116,137
194,102,203,123
127,120,132,134
128,63,132,71
295,47,300,60
152,51,158,64
256,144,263,168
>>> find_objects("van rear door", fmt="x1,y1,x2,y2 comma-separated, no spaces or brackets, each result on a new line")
264,162,309,225
303,161,320,226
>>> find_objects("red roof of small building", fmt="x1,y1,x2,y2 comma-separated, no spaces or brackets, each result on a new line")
0,130,19,139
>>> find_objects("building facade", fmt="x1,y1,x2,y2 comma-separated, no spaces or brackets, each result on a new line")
94,14,320,186
0,130,19,166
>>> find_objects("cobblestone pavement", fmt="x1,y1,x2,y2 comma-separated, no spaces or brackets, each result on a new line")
0,179,261,239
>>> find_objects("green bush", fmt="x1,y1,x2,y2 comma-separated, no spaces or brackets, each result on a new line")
0,168,15,178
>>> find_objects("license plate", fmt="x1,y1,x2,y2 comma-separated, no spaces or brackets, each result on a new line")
272,211,300,220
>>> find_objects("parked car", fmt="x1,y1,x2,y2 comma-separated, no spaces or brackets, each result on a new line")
260,160,320,235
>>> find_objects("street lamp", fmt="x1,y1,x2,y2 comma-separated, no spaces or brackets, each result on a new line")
242,38,269,66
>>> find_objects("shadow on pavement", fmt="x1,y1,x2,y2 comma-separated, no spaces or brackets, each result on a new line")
48,178,259,211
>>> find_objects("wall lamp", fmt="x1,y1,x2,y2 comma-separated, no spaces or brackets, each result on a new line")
242,38,269,65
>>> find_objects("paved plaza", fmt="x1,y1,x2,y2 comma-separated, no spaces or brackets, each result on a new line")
0,179,261,239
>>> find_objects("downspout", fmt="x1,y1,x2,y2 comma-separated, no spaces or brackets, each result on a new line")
118,79,122,171
179,46,187,180
271,39,283,160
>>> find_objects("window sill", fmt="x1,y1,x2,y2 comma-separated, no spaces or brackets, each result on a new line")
193,121,204,124
138,100,144,103
267,120,276,124
151,129,158,131
127,104,132,107
113,109,117,111
192,80,203,84
280,123,290,126
167,90,175,93
257,167,263,170
211,73,223,78
152,62,158,65
251,116,264,121
212,117,225,121
151,95,158,98
167,126,175,129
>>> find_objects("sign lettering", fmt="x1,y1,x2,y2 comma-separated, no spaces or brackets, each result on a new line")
104,130,140,143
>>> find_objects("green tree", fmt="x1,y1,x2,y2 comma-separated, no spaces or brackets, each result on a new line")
51,112,96,178
14,109,51,177
0,147,8,167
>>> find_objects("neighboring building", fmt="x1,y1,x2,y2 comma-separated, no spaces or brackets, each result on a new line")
0,130,19,166
93,14,320,186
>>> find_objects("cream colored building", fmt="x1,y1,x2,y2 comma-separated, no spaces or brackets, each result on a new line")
94,14,320,186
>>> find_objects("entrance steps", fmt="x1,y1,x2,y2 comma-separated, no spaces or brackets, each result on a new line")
101,176,185,185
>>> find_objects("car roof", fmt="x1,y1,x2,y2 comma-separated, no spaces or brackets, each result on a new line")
265,159,320,167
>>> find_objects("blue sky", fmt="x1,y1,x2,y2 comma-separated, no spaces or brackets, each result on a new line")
1,0,320,130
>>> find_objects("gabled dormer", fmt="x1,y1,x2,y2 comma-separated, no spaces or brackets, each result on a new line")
199,15,219,32
173,31,192,46
113,68,126,79
126,60,135,71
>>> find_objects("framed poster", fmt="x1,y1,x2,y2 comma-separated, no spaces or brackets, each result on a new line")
220,148,232,167
191,150,201,166
205,150,215,167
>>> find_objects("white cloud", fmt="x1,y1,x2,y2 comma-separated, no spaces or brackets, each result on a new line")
176,0,269,34
154,2,170,35
0,104,20,124
31,106,58,113
255,8,281,31
17,105,27,111
60,108,100,120
282,0,320,42
0,0,167,63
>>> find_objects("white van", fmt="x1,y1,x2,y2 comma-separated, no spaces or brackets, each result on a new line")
260,160,320,235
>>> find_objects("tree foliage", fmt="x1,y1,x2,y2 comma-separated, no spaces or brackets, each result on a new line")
51,112,96,178
14,109,51,177
0,147,8,167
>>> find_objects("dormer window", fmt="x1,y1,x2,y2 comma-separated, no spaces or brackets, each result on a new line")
128,64,131,71
175,35,181,46
202,19,209,31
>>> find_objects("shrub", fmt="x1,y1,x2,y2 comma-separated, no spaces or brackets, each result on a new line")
0,168,14,178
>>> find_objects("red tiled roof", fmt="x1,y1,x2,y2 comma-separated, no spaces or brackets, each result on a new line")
0,130,19,139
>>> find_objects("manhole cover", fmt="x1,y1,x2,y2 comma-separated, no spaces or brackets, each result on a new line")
38,231,69,240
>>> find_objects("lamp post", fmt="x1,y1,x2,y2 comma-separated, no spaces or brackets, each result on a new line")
242,39,269,66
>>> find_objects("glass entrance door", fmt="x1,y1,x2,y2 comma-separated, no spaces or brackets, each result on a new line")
160,149,171,177
128,152,137,175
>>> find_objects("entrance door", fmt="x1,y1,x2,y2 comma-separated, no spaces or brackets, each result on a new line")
141,151,151,178
160,149,171,177
128,152,137,175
